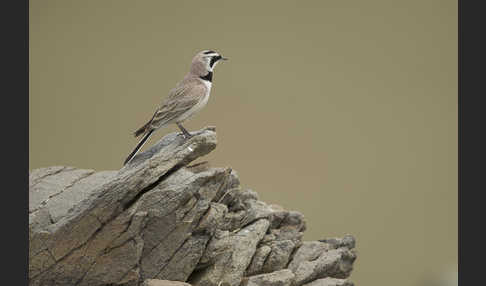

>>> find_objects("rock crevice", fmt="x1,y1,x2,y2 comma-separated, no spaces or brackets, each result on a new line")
29,127,357,286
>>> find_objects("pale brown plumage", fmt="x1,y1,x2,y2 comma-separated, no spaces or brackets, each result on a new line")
124,50,227,165
133,78,207,137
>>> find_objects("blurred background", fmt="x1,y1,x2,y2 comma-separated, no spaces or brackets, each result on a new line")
29,1,457,285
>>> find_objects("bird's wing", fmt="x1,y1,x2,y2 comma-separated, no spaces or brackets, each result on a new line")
148,82,205,129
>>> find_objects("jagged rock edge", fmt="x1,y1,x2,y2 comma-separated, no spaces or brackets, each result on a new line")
29,128,356,286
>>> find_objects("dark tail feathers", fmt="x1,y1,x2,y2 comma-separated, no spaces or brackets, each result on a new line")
124,129,154,165
134,122,150,137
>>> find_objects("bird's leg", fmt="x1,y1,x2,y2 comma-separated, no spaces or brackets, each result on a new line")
176,122,192,139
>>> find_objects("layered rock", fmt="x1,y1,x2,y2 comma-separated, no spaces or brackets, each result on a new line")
29,127,357,286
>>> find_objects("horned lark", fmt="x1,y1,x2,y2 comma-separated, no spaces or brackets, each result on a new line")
123,50,228,165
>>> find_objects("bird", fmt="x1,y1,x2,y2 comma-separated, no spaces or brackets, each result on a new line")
123,50,228,166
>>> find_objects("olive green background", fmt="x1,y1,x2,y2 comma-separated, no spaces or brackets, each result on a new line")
29,1,458,285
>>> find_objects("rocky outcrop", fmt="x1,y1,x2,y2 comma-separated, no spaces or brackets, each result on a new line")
29,127,357,286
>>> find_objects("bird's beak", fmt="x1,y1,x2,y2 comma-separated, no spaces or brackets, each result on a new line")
220,57,228,61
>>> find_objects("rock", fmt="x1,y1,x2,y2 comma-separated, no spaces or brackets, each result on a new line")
246,245,272,276
318,235,355,250
302,278,354,286
29,127,218,286
29,167,95,216
244,208,305,276
241,269,295,286
137,167,233,281
260,239,296,273
142,280,192,286
28,127,357,286
189,219,270,286
289,248,357,286
287,242,332,271
117,268,141,286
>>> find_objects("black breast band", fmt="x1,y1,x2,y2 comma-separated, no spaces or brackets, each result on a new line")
200,71,213,82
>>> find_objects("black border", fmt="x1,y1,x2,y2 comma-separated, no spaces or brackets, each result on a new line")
5,0,483,284
459,0,485,285
2,0,29,284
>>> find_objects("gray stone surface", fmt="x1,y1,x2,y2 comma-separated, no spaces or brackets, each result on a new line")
29,167,94,214
289,248,357,286
302,278,354,286
242,269,295,286
246,245,272,276
142,280,192,286
189,219,270,286
29,127,357,286
318,235,356,250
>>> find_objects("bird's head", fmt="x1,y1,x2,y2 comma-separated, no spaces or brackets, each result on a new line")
190,50,228,77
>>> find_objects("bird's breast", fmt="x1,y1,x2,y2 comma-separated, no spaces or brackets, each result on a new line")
178,82,211,122
192,84,211,114
200,81,212,106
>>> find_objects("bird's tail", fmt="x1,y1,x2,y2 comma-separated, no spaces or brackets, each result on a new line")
123,129,154,166
134,122,151,137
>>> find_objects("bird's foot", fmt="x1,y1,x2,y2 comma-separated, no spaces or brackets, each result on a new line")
178,132,193,140
176,123,193,140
